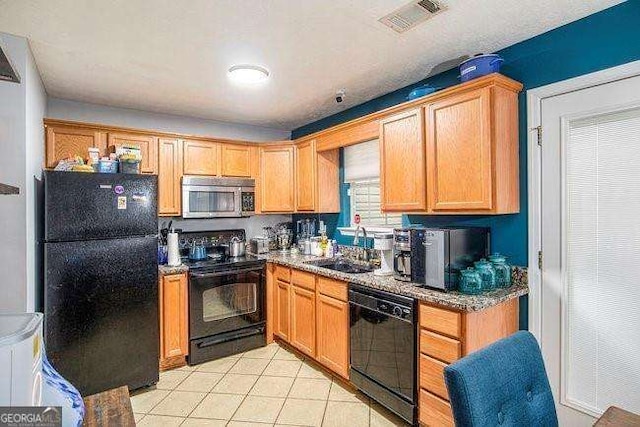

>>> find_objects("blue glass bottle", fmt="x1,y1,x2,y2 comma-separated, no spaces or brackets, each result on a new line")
459,267,483,295
474,259,497,291
488,253,512,288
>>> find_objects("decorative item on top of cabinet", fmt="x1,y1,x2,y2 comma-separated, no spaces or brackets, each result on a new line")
107,133,158,174
158,138,183,216
425,82,520,214
380,108,427,212
159,273,188,370
45,124,107,168
260,144,295,213
182,139,219,176
221,144,252,177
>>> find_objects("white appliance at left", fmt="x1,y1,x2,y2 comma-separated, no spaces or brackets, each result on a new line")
0,313,85,427
0,313,43,405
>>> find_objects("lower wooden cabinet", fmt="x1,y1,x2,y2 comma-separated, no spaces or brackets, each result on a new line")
290,285,316,357
417,299,518,426
316,292,349,379
274,279,290,341
159,273,189,369
269,266,349,379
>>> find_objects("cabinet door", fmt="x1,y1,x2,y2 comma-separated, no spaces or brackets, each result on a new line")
275,279,290,340
45,125,107,168
158,138,183,216
295,139,317,211
380,109,427,211
290,285,316,357
160,274,188,360
316,293,349,378
183,139,219,176
108,133,158,174
260,145,295,212
221,144,252,177
426,87,493,211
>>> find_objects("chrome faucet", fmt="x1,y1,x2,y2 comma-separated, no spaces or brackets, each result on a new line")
353,226,370,262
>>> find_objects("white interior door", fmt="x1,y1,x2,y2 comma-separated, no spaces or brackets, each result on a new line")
540,75,640,426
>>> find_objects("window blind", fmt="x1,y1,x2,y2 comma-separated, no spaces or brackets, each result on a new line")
344,139,379,182
564,107,640,415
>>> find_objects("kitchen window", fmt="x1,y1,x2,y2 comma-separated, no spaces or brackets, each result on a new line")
340,140,402,233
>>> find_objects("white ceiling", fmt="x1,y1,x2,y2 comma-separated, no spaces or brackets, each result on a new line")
0,0,623,131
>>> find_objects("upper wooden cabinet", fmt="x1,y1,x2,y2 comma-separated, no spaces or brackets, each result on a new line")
45,124,107,168
221,144,252,177
108,132,158,174
380,108,427,212
295,139,340,213
426,83,519,214
158,138,183,216
183,139,219,176
260,144,295,213
295,140,317,211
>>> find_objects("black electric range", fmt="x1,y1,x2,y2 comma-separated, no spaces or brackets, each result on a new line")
179,230,267,365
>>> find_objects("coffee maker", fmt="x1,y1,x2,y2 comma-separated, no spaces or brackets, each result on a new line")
393,229,412,281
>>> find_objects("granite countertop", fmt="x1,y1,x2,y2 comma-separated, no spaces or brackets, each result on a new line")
259,252,528,312
158,264,189,275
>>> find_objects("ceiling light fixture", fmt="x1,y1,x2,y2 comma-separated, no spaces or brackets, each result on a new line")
228,64,270,84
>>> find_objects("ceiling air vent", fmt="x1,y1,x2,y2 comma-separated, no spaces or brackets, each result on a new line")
0,43,20,83
379,0,445,33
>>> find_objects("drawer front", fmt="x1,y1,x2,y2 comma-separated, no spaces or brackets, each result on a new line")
291,269,316,291
420,329,461,364
274,265,291,283
317,276,347,302
419,389,454,427
419,304,462,338
419,354,449,400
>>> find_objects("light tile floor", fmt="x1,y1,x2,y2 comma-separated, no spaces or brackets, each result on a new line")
130,342,410,426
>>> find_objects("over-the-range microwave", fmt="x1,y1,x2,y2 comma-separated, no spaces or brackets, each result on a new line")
182,176,255,218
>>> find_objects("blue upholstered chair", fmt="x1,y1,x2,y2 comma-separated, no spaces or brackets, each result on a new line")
443,331,558,427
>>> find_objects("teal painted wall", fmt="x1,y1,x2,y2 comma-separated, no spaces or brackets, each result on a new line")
292,0,640,328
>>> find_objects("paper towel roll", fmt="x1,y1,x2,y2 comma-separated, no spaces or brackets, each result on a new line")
167,232,181,266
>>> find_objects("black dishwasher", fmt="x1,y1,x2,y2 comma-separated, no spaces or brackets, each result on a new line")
349,284,417,425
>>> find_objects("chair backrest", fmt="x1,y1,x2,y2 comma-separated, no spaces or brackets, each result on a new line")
443,331,558,427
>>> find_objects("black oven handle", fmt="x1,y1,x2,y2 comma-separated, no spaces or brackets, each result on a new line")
197,325,265,348
190,266,265,278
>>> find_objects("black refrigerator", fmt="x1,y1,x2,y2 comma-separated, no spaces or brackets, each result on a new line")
43,171,159,396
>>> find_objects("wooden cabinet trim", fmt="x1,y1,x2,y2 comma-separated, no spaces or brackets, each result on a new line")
419,388,454,427
295,139,317,211
419,329,461,364
159,273,188,364
183,139,219,176
317,277,348,302
419,304,462,339
274,265,291,283
380,108,427,212
290,284,316,357
316,293,349,379
419,354,449,400
291,269,316,291
107,132,158,174
221,144,252,177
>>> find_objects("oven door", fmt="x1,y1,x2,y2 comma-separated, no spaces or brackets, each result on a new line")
349,290,415,403
182,185,242,218
189,265,265,340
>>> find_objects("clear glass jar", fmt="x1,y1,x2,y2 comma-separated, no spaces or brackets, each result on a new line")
459,267,483,295
474,258,497,291
489,253,512,288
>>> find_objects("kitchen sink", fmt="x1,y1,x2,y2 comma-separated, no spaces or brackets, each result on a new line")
305,259,374,274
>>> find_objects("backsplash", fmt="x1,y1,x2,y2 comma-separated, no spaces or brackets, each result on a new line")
159,215,292,238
